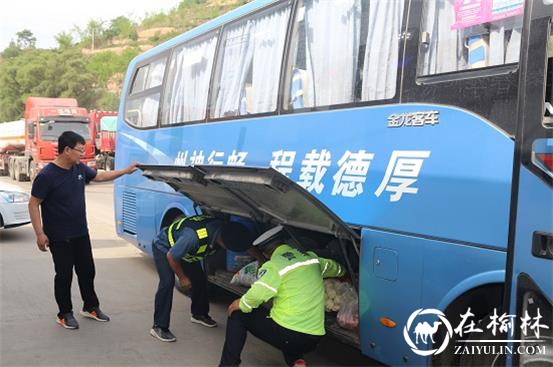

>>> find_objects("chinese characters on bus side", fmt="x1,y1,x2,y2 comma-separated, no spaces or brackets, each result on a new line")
174,148,431,202
298,149,331,195
175,149,248,166
331,150,374,198
375,151,432,202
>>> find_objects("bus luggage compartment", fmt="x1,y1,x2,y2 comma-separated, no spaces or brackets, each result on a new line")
139,164,362,348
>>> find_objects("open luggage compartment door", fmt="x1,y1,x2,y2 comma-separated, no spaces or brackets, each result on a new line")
139,165,359,241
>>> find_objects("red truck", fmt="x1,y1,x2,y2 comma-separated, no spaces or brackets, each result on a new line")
89,110,117,171
6,97,96,181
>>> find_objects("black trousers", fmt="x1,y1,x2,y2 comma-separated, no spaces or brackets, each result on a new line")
153,245,209,329
49,235,99,317
219,308,322,367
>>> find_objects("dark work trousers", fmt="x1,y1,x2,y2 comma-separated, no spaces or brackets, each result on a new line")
181,259,209,317
153,246,210,330
49,235,99,317
219,308,322,367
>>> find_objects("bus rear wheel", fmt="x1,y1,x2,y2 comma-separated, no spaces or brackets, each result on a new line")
432,284,503,366
459,312,506,366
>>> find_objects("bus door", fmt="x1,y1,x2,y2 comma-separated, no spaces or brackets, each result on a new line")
505,0,553,366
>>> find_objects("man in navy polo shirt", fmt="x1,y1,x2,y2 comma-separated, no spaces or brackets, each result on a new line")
28,131,138,330
150,215,255,342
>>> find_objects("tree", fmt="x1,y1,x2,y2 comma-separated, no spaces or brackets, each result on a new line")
86,51,119,85
108,16,137,40
51,49,100,106
0,60,25,120
15,29,36,49
55,32,74,50
0,47,100,120
1,41,21,59
72,20,105,49
96,92,120,111
86,20,105,49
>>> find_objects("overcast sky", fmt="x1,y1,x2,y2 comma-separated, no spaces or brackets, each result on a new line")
0,0,181,50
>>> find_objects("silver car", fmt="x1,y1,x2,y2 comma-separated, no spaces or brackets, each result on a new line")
0,183,30,229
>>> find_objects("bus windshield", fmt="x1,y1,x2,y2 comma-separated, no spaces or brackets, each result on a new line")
39,121,91,141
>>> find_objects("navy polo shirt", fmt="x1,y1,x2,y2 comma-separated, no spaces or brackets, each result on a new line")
153,220,222,260
31,162,97,241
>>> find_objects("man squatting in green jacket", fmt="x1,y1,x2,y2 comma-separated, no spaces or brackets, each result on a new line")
219,226,345,367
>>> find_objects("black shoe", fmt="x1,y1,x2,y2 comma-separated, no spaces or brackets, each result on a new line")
150,326,176,342
80,307,110,322
57,312,79,329
191,315,217,328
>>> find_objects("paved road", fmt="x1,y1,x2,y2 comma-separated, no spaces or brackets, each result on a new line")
0,176,376,366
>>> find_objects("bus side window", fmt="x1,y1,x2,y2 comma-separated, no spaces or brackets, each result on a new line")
419,0,524,76
284,0,404,111
125,57,167,128
209,3,292,119
162,33,218,125
125,94,160,128
146,59,166,89
131,66,148,94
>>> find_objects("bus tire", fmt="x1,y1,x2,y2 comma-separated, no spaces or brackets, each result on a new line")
432,284,503,366
458,312,505,366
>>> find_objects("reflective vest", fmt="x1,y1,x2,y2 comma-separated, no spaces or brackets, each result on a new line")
167,215,217,262
238,244,345,335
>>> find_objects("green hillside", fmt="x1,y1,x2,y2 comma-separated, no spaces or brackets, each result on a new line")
0,0,248,121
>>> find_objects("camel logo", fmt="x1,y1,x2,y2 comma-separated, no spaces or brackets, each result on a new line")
403,309,453,356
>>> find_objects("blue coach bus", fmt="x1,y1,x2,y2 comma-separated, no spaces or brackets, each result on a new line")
114,0,552,365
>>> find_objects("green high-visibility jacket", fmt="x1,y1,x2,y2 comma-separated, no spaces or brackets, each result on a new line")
239,244,345,336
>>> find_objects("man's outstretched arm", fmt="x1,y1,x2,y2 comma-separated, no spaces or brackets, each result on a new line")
93,162,138,182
